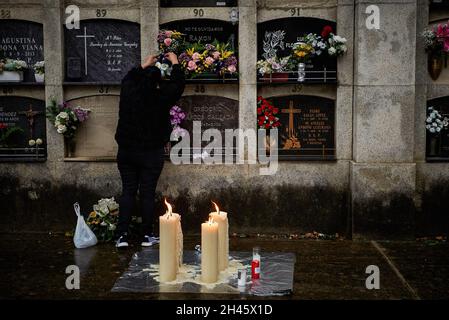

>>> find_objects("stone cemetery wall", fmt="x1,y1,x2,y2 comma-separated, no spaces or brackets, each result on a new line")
0,0,448,238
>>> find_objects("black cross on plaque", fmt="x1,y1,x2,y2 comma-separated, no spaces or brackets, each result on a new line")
18,104,43,139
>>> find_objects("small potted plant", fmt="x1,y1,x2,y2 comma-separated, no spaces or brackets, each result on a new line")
0,58,28,82
33,61,45,83
257,55,290,82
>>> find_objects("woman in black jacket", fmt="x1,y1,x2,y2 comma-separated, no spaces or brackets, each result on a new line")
114,52,185,248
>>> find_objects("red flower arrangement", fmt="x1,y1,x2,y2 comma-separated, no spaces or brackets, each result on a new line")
321,25,333,39
257,96,281,129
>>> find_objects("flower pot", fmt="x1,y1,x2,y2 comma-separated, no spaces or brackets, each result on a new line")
34,73,45,83
262,72,290,83
297,63,306,82
0,71,24,82
428,136,440,156
428,55,443,81
64,138,76,158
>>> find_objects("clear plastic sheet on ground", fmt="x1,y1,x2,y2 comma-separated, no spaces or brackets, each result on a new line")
111,250,295,296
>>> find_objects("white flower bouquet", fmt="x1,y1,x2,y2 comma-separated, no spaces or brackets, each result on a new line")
327,34,348,57
426,106,449,134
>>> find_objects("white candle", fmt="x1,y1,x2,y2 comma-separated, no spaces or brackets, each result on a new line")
209,202,229,271
201,217,219,283
159,199,183,282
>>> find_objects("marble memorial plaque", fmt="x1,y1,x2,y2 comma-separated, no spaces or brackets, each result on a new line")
0,96,46,161
67,95,119,159
257,17,337,82
268,95,335,160
0,19,44,82
161,19,237,50
64,19,140,83
177,95,238,151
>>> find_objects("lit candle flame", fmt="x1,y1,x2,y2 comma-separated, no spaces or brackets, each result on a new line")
164,198,173,217
212,201,220,215
208,216,214,225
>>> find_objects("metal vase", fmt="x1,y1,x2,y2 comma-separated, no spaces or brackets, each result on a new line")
297,63,306,82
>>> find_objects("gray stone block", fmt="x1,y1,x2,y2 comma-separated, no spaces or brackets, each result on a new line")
351,162,416,239
353,85,415,162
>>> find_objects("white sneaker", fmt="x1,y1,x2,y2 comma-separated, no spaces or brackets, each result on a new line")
115,234,129,248
141,235,160,247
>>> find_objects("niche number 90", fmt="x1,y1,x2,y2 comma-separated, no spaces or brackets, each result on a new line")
193,9,204,17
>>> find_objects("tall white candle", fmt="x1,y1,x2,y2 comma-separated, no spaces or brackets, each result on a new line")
209,202,229,271
201,217,219,283
159,199,183,282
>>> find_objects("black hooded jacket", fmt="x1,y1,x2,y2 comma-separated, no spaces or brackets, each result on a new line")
115,64,185,150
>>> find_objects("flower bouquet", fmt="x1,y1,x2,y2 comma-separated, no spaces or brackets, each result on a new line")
86,197,142,242
156,29,185,77
0,58,28,82
46,99,90,157
158,29,185,54
288,42,315,82
257,96,281,154
170,105,188,141
257,55,290,82
33,61,45,83
327,34,348,57
86,197,120,242
422,22,449,80
317,25,348,57
426,106,449,134
178,41,238,79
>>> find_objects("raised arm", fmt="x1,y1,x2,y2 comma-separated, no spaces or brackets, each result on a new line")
159,52,185,107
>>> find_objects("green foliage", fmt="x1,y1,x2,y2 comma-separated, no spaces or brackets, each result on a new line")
0,126,24,148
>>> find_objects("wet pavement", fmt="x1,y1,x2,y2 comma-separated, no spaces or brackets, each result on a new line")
0,233,448,300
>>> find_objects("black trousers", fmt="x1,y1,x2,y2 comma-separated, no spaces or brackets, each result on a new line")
116,147,165,236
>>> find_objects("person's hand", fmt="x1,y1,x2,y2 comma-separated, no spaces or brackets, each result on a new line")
164,52,179,65
141,54,158,69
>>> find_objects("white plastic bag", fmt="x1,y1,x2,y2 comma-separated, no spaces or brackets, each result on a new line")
73,202,97,249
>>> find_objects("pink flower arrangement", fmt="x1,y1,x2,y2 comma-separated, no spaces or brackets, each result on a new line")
187,60,197,71
422,21,449,56
436,23,449,52
178,41,238,78
158,29,184,53
157,30,238,79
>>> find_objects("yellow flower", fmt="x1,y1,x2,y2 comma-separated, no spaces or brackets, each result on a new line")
221,51,233,59
89,211,97,218
186,48,196,56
